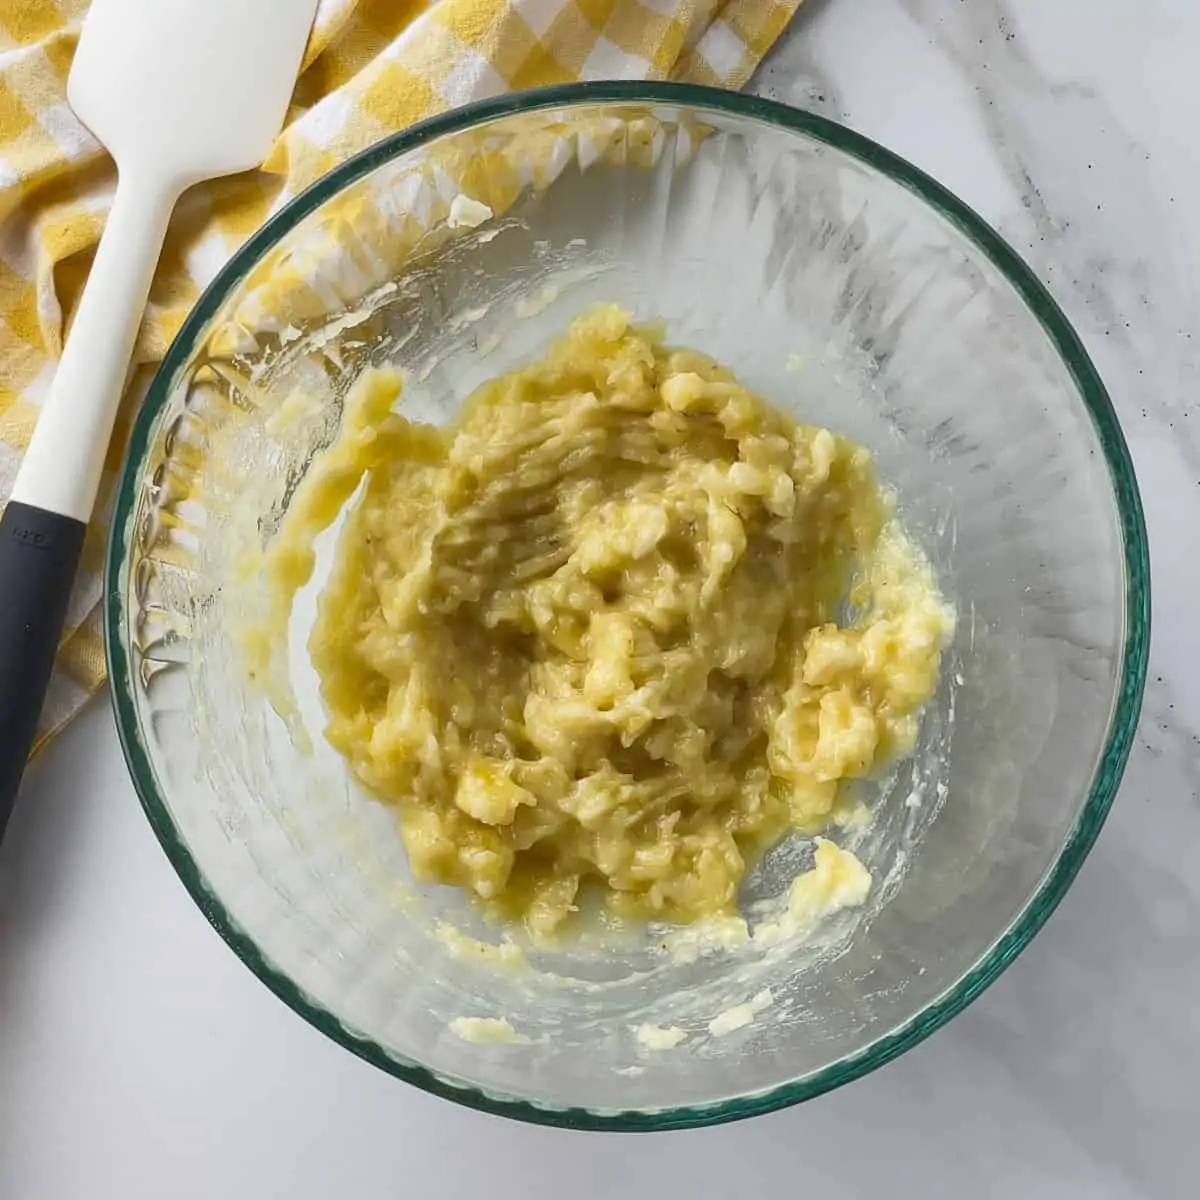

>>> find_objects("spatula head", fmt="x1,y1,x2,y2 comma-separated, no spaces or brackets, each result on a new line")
69,0,318,189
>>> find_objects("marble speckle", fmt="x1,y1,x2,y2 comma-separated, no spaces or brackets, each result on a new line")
753,0,847,121
904,0,1200,476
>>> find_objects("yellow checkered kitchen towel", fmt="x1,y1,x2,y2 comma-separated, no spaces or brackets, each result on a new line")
0,0,801,755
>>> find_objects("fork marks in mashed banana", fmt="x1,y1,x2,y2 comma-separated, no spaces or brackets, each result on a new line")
248,306,953,935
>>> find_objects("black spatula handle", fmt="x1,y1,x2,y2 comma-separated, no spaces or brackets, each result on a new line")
0,500,87,839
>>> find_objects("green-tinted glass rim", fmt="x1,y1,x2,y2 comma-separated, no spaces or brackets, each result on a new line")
104,81,1150,1132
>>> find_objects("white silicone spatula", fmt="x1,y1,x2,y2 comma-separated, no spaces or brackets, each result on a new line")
0,0,318,831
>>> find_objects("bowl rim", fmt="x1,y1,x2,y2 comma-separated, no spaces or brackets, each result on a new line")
104,80,1151,1132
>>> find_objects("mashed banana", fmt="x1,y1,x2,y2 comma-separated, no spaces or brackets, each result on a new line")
258,307,951,934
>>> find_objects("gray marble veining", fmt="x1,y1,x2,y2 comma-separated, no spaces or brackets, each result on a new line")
756,2,1199,1194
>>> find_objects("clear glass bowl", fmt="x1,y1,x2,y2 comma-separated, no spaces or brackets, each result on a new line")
105,83,1149,1129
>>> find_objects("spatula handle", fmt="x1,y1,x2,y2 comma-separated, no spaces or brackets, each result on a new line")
0,502,87,836
0,175,176,833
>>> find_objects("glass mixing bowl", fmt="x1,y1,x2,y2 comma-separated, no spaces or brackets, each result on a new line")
106,83,1149,1129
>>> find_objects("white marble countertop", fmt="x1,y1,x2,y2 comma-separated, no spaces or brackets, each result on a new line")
2,1,1197,1196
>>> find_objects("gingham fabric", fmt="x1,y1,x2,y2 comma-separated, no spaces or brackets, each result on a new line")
0,0,801,754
